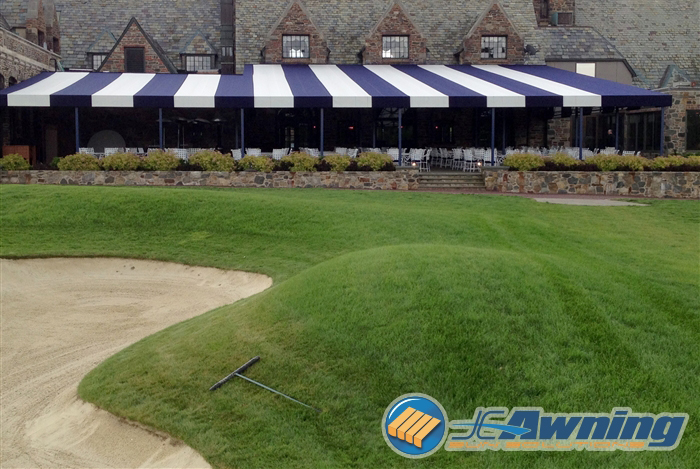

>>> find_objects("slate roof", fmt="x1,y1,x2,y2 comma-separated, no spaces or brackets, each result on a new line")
575,0,700,88
53,0,220,69
540,27,623,61
0,1,29,27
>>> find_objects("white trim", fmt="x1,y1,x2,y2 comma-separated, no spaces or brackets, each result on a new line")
474,65,602,107
364,65,448,108
92,73,155,107
7,72,89,107
419,65,525,108
309,65,372,108
253,65,294,108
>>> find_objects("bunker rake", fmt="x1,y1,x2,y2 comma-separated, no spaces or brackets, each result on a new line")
209,356,321,413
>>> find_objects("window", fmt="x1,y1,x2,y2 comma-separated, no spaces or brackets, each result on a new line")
688,111,700,151
38,30,46,48
221,46,233,58
481,36,507,59
558,12,573,25
627,112,661,152
282,35,310,59
90,53,108,70
185,55,214,71
0,74,4,90
576,63,596,77
124,47,145,73
539,0,549,19
382,36,409,59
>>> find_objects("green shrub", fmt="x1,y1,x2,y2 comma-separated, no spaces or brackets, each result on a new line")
650,156,700,171
323,154,352,171
551,153,582,167
142,150,180,171
503,153,545,171
190,150,236,172
238,155,274,173
0,153,31,170
57,153,101,171
281,152,318,172
357,152,393,171
101,152,141,171
588,154,648,171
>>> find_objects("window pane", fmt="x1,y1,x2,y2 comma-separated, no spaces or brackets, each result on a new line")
481,36,507,59
185,55,213,71
92,54,106,70
283,35,309,58
382,36,408,59
125,47,145,73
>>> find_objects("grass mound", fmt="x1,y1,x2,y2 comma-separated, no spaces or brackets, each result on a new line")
79,244,699,468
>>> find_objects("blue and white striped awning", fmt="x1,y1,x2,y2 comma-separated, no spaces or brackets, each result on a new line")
0,64,671,109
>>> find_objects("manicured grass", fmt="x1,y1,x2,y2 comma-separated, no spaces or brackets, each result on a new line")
1,185,698,468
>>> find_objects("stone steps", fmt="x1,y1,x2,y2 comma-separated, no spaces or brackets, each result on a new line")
417,172,486,190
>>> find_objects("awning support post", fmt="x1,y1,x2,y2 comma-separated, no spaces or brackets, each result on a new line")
501,109,506,156
397,108,403,166
240,108,245,156
74,107,80,153
578,107,584,160
659,106,665,156
320,108,324,157
490,108,495,166
615,107,619,151
159,108,163,149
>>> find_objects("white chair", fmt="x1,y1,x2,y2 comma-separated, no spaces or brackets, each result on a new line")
463,148,476,172
104,147,121,156
622,150,635,156
246,148,261,156
347,148,359,158
170,148,188,160
419,149,430,172
335,147,347,155
306,148,320,157
125,147,139,154
452,148,464,170
78,147,94,155
272,148,286,160
387,148,400,165
231,149,242,160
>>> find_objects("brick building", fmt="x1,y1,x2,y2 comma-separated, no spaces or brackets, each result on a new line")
1,0,698,157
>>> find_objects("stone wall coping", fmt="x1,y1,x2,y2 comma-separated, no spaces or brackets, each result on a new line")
0,28,62,61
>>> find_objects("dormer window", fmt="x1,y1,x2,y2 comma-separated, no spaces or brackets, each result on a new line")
539,0,549,19
382,36,409,59
282,35,310,59
481,36,507,59
89,53,108,70
184,55,215,71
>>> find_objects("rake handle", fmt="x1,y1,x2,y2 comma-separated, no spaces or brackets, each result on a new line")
209,355,260,391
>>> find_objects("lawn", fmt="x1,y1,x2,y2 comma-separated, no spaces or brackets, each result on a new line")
1,185,698,468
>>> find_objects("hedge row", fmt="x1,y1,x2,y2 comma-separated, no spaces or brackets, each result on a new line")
503,153,700,172
1,151,396,172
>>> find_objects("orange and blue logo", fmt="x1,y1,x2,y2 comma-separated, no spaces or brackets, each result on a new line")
381,394,448,458
382,396,689,458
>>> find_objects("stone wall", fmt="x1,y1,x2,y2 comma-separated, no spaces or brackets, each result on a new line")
0,28,60,83
662,88,700,154
483,169,699,198
0,170,421,190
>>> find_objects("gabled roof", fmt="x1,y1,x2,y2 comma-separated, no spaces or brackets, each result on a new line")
0,1,29,27
87,29,117,53
464,1,522,40
98,17,177,73
659,65,695,89
179,30,217,55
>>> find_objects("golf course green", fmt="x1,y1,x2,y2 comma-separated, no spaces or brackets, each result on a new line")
1,185,698,468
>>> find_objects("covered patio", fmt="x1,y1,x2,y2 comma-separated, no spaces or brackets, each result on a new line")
0,64,671,165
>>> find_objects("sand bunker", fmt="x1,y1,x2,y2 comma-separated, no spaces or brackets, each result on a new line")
1,258,272,468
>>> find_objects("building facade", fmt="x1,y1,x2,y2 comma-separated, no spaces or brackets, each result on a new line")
1,0,698,157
